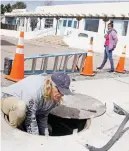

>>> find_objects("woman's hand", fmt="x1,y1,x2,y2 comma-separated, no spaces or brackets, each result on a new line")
44,128,49,136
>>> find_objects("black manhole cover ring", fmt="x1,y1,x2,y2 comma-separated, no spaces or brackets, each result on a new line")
50,93,106,119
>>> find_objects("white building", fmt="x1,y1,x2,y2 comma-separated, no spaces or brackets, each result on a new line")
3,2,129,57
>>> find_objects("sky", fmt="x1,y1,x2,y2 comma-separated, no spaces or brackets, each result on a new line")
1,0,129,11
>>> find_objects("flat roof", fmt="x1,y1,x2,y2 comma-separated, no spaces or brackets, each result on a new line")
4,2,129,19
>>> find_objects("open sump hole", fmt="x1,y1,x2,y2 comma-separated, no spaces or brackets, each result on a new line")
17,113,88,136
48,114,88,136
16,93,106,136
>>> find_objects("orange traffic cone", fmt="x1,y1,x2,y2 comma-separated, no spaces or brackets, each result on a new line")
80,37,95,76
115,45,126,73
5,31,24,82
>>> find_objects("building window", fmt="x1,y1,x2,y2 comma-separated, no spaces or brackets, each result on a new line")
78,33,88,38
122,21,128,36
44,18,53,28
68,20,72,27
111,20,128,36
63,20,67,27
84,19,99,32
8,20,12,25
73,21,77,28
16,19,20,25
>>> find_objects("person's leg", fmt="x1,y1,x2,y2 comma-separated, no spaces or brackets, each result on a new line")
97,47,108,69
108,50,114,71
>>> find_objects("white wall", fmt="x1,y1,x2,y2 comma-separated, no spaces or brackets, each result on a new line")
0,28,56,40
98,19,107,34
53,18,57,29
62,18,129,57
1,17,129,58
1,16,6,24
63,28,129,58
79,19,85,31
41,18,45,30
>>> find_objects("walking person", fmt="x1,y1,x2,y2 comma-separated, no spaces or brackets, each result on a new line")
97,21,118,72
1,72,72,136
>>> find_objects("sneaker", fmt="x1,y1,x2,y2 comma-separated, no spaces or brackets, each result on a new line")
108,69,114,73
97,67,102,70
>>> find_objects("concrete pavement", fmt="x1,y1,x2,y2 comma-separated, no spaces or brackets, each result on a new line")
1,77,129,151
1,35,129,87
1,35,129,151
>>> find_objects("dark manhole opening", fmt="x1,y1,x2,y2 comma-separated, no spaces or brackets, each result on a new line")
48,114,87,136
12,93,106,136
18,113,88,136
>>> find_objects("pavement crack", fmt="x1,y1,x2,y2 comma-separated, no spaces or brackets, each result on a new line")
113,78,129,85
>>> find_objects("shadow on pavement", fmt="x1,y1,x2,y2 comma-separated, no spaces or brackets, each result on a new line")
1,40,15,46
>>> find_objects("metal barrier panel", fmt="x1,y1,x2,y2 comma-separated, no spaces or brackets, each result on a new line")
53,56,59,71
63,56,69,72
31,58,37,74
43,57,48,73
72,55,78,72
79,54,87,72
24,51,87,75
40,58,44,70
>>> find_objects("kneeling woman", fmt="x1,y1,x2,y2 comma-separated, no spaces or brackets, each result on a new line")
1,72,71,135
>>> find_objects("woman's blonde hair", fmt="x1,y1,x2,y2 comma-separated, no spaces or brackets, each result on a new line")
43,77,63,104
